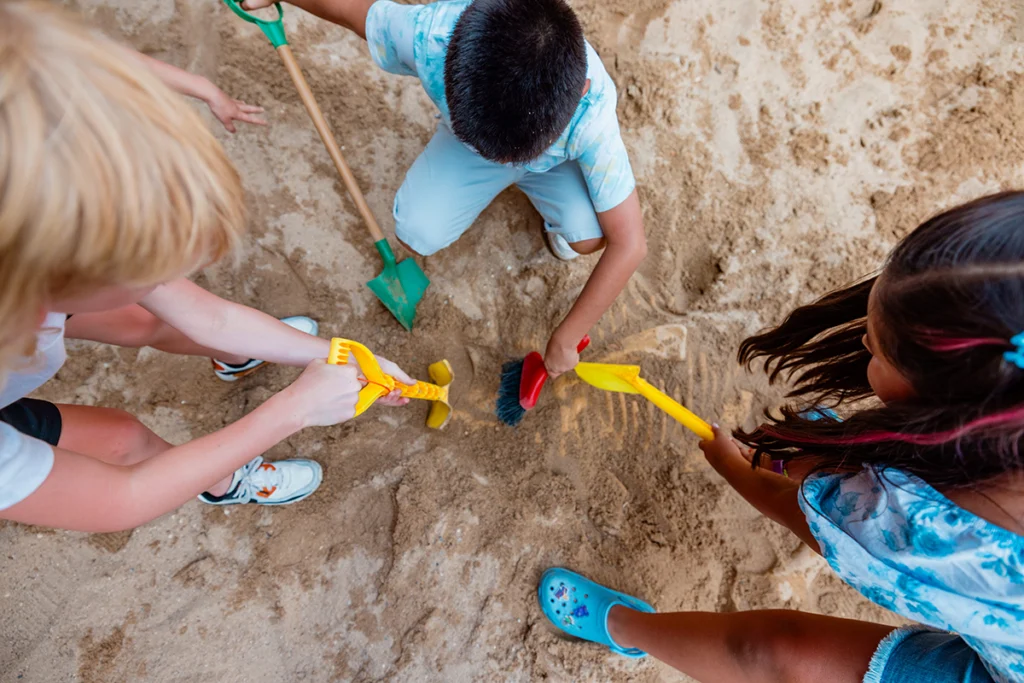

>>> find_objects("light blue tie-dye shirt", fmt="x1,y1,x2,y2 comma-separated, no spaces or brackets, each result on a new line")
800,467,1024,683
364,0,636,213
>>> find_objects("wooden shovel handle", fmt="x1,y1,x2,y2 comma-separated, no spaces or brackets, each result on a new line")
276,45,386,243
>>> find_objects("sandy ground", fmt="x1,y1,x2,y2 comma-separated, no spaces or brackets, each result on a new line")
4,0,1024,680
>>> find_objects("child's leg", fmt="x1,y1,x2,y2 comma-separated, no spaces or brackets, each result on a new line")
56,404,231,495
516,162,605,255
56,404,170,465
65,305,247,365
607,606,893,683
393,124,520,256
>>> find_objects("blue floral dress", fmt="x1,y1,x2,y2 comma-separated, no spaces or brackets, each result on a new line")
800,467,1024,683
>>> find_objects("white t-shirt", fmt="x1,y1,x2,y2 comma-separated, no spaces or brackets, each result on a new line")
0,313,67,510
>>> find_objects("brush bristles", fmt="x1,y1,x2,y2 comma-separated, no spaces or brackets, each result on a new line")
496,359,527,426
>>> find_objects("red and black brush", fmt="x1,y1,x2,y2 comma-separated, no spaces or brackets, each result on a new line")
496,336,590,426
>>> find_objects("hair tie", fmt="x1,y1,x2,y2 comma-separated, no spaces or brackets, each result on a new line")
1004,333,1024,369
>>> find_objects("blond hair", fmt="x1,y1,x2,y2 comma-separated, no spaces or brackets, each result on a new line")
0,2,246,368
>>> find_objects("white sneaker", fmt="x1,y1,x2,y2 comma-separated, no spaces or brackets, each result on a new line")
198,456,322,506
545,231,580,262
212,315,319,382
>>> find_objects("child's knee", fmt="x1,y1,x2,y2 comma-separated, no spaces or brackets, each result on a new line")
393,184,470,256
395,234,427,258
547,202,603,251
394,216,452,256
117,308,168,348
569,236,605,255
107,412,165,465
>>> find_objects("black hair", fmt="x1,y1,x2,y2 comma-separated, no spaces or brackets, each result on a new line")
736,192,1024,489
444,0,586,164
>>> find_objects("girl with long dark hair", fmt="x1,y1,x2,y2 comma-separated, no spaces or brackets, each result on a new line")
537,192,1024,683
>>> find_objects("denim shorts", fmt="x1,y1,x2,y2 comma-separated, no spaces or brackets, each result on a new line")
866,626,995,683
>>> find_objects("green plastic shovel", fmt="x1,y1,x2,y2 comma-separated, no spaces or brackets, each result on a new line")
220,0,429,330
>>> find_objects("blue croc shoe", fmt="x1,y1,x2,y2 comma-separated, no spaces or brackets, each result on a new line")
538,568,656,658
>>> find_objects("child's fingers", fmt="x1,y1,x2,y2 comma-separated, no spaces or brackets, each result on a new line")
701,424,745,459
697,425,718,454
238,113,268,126
377,390,410,407
704,423,726,443
378,357,415,385
236,102,265,113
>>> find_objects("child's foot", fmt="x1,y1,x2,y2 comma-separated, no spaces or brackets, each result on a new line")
545,232,580,262
537,568,655,658
212,315,319,382
198,456,322,506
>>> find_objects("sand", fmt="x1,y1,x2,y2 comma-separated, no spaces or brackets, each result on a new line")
3,0,1024,680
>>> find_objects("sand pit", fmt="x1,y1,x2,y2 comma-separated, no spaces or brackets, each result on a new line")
4,0,1024,680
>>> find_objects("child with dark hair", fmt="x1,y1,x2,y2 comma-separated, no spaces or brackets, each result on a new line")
538,192,1024,683
240,0,646,375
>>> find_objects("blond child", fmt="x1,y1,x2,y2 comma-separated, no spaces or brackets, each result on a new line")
0,2,411,532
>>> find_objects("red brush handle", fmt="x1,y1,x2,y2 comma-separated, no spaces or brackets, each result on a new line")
519,336,590,410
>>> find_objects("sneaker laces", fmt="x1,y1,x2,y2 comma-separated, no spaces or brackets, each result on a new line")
230,456,283,501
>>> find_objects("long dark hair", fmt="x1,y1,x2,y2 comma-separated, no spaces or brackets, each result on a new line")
737,192,1024,488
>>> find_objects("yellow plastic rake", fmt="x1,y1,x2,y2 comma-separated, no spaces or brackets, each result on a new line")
574,362,714,441
327,338,453,429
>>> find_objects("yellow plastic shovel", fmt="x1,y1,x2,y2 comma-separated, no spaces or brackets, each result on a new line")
574,362,714,441
328,338,453,429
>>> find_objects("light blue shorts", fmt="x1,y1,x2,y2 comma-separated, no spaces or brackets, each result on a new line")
866,626,995,683
393,124,604,256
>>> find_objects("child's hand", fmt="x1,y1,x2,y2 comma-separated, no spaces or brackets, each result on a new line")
698,424,748,470
205,87,266,133
278,359,363,427
358,355,413,407
375,389,409,407
543,336,580,377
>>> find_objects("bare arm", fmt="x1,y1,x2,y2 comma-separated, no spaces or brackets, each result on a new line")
544,190,647,374
122,48,266,132
129,49,217,101
1,362,361,532
699,426,821,553
137,279,415,382
140,279,330,367
243,0,374,38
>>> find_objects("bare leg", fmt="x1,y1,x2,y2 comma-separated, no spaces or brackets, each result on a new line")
606,606,893,683
56,404,232,495
569,237,605,255
64,305,247,365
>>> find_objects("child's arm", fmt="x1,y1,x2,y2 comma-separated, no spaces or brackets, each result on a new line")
544,190,647,375
126,49,266,133
1,361,361,532
137,279,415,384
242,0,374,38
699,426,822,554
